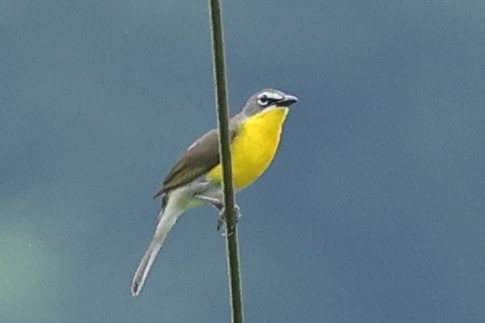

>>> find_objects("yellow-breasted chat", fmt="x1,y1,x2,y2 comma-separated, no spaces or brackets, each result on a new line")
132,89,298,296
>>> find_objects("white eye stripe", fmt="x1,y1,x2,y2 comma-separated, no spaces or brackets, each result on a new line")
257,91,283,101
257,91,284,106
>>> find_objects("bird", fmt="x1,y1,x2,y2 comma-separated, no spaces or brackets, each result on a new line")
131,88,299,296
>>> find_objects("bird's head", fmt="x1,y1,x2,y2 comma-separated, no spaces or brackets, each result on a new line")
242,89,298,117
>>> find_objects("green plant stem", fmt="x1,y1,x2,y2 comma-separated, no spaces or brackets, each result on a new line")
208,0,244,322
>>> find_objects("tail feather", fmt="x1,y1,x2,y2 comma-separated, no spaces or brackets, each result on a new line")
131,200,183,296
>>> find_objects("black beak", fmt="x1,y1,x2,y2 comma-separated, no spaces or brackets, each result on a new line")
277,94,299,106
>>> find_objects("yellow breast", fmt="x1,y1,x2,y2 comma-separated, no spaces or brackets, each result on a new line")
208,107,289,190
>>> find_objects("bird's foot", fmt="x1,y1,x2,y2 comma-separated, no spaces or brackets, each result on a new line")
217,204,241,237
194,194,241,236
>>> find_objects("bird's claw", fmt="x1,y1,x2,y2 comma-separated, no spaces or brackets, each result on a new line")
217,204,241,237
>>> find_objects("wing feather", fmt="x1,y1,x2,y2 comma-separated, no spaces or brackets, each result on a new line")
153,128,236,198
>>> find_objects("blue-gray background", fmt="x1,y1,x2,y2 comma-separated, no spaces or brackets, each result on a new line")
1,1,485,322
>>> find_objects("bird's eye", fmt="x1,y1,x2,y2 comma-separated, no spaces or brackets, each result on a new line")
257,95,269,106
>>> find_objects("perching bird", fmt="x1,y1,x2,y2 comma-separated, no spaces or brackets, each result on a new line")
131,89,298,296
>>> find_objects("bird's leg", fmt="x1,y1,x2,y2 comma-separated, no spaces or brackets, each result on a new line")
195,194,224,210
195,194,242,236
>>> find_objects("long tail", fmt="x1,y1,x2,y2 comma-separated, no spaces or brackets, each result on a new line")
131,198,183,296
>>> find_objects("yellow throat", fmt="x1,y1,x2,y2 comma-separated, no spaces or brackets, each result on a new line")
208,106,289,190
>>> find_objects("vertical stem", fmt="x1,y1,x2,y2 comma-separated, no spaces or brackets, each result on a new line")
208,0,244,323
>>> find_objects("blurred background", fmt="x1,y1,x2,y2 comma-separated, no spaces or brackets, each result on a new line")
1,0,485,322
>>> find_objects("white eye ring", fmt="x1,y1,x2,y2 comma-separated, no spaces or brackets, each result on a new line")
257,94,270,106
